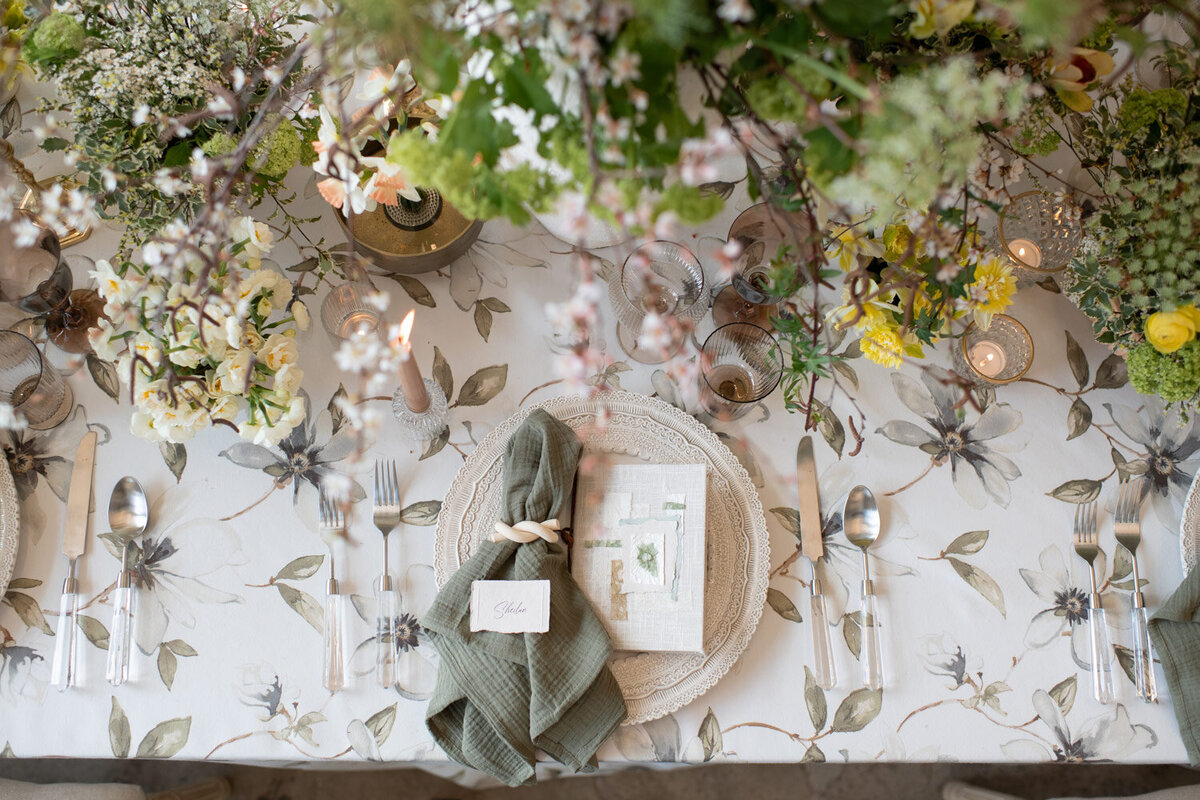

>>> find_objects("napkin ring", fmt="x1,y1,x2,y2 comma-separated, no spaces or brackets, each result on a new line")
491,519,562,544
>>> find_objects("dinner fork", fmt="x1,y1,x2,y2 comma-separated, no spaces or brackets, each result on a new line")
1073,501,1113,704
373,460,402,689
318,487,347,693
1116,476,1158,702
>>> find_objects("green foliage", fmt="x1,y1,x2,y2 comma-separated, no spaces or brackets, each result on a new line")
1127,341,1200,404
251,119,303,179
22,12,83,64
1117,87,1187,137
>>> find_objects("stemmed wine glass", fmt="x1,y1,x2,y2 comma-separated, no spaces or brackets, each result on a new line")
711,204,813,327
608,241,706,364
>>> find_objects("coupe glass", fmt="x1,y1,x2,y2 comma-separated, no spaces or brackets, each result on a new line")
0,331,72,429
697,323,783,421
608,241,705,364
712,204,812,326
321,282,381,340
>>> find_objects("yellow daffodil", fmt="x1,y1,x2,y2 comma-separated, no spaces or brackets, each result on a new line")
966,256,1017,329
1145,307,1200,353
828,279,896,330
826,223,884,272
1048,47,1116,113
860,322,906,368
909,0,974,39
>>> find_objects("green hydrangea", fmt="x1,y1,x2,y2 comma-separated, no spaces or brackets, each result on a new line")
201,132,238,158
1011,122,1059,157
1118,88,1187,136
250,119,301,179
656,183,723,225
1127,341,1200,403
23,12,84,64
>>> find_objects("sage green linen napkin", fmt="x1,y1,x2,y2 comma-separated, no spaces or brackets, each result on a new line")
423,409,627,786
1148,567,1200,765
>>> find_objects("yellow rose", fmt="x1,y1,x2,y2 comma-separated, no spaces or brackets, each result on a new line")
1145,310,1198,354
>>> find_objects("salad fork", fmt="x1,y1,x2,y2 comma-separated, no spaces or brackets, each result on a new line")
1116,476,1157,702
373,460,402,688
318,487,347,693
1073,501,1113,704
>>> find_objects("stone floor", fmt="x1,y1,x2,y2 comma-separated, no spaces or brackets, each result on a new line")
0,761,1198,799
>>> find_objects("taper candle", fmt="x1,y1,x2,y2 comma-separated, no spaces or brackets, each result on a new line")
396,310,430,413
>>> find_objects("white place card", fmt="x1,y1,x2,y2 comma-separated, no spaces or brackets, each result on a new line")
469,579,551,634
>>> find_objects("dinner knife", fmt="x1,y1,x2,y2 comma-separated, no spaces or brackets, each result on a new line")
51,430,98,691
797,435,837,690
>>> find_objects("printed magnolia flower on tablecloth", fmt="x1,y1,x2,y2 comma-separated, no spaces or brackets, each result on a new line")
877,369,1022,509
236,663,298,722
349,564,438,700
1021,545,1127,669
919,634,980,690
2,405,105,542
219,389,365,524
117,483,243,654
0,640,47,703
1105,399,1200,525
1001,690,1156,762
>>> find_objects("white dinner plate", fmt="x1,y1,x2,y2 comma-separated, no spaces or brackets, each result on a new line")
0,453,21,598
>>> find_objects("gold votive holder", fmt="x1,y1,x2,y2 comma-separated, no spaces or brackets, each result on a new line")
952,314,1034,385
997,191,1082,284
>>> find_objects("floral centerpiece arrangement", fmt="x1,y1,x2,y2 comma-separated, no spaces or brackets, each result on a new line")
88,216,309,445
21,0,317,244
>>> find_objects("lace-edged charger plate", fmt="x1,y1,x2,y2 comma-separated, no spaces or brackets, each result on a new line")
0,453,21,598
1182,470,1200,574
435,391,770,725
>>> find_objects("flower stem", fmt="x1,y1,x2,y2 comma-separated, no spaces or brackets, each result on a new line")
884,456,938,497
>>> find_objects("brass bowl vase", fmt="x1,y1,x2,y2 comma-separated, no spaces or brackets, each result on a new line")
334,187,483,275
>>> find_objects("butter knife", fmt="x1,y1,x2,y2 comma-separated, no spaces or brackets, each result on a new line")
797,436,837,690
51,430,97,691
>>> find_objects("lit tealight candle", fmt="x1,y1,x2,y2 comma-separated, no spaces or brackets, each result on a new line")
968,341,1007,378
396,310,430,413
1008,238,1043,269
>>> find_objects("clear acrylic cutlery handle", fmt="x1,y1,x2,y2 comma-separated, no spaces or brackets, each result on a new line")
376,587,400,689
1131,598,1158,703
810,591,837,690
1089,596,1114,704
105,582,135,686
323,592,346,693
51,591,78,691
861,582,883,691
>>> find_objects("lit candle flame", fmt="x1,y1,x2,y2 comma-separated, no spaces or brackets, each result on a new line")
397,309,415,348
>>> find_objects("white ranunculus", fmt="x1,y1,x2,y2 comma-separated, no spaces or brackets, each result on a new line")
257,333,297,372
291,301,310,331
273,362,303,396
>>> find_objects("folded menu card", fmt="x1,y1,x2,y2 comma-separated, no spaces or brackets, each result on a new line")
572,463,706,653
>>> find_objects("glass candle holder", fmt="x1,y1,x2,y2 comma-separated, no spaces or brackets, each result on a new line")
609,241,706,364
697,323,783,421
953,314,1034,385
321,282,380,340
712,203,812,327
997,191,1083,284
0,331,73,429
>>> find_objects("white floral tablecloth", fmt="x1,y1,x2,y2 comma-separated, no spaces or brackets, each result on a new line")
2,154,1198,773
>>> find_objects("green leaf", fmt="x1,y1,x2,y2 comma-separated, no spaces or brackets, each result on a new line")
945,557,1006,617
87,354,120,402
1111,546,1133,582
135,717,191,758
944,530,988,556
158,645,177,690
1049,675,1077,716
419,426,450,461
480,297,510,313
276,583,323,634
41,137,69,152
76,614,110,650
400,500,441,526
801,743,826,763
1066,398,1092,441
1047,479,1103,504
1065,331,1089,389
274,555,324,582
328,384,349,435
474,302,493,342
159,442,186,483
769,507,801,540
831,688,883,733
698,707,722,762
366,704,398,747
766,587,802,623
455,364,507,407
432,347,453,401
804,666,827,731
164,639,197,657
832,360,859,391
388,274,436,308
6,578,40,590
109,697,131,758
499,54,556,115
842,611,862,660
812,400,845,459
1114,644,1137,686
3,591,52,635
1093,354,1128,389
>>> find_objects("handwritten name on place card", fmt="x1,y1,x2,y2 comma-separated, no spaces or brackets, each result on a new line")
469,580,550,634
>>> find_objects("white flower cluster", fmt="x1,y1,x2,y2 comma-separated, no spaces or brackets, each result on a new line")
88,216,310,446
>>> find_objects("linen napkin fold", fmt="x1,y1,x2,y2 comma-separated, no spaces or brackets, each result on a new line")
423,409,627,786
1148,567,1200,765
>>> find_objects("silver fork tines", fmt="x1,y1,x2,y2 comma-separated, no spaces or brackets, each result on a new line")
1073,499,1113,704
318,486,345,587
374,460,402,588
